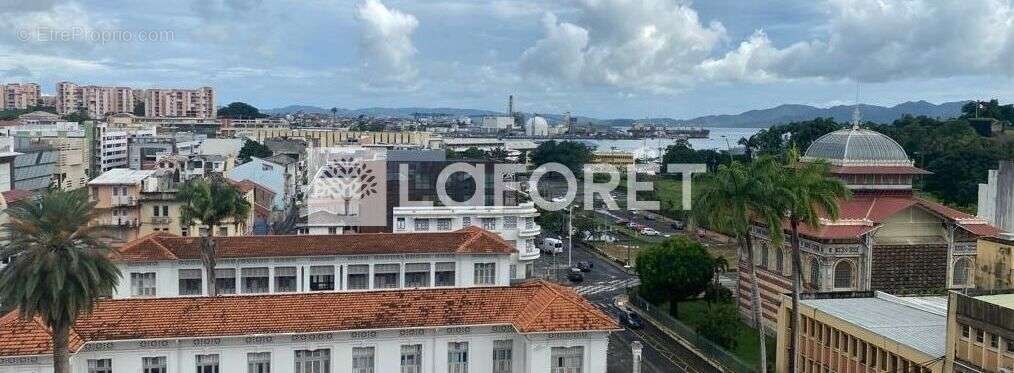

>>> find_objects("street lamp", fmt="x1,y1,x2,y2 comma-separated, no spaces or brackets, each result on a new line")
631,341,643,373
567,204,574,268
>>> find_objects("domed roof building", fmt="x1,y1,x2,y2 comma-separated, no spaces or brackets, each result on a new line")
741,124,999,336
525,116,549,137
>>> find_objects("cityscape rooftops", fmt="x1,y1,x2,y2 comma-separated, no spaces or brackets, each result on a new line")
114,226,516,262
800,291,947,357
87,168,157,185
0,280,619,357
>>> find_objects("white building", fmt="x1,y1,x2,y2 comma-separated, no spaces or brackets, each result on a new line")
524,116,549,137
111,227,516,299
0,281,616,373
978,161,1014,235
96,124,158,172
393,203,541,279
482,116,515,130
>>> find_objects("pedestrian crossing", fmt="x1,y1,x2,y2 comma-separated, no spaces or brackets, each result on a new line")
574,278,640,296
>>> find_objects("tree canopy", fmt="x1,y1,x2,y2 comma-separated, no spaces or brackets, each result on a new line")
237,139,273,163
530,140,593,176
217,102,269,119
636,236,716,317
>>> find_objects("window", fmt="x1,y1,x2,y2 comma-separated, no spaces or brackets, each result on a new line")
437,218,452,231
143,357,167,373
196,354,220,373
776,249,784,273
462,217,471,227
990,333,999,348
503,216,517,229
833,261,854,289
242,267,270,293
975,328,984,343
352,347,375,373
216,268,237,294
328,227,338,234
179,269,203,295
435,262,456,286
248,352,271,373
809,258,820,287
373,264,400,289
448,342,468,373
295,349,330,373
401,344,422,373
396,218,406,230
493,340,512,373
1007,340,1014,353
153,205,160,216
482,218,496,230
181,226,189,237
218,226,228,236
275,266,298,292
551,347,583,373
961,324,969,339
131,272,156,297
414,219,430,231
348,264,369,290
760,244,769,268
953,258,970,286
310,266,335,291
162,205,169,216
474,263,496,285
88,359,112,373
405,263,431,287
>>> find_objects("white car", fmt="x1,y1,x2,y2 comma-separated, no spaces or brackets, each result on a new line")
640,227,660,236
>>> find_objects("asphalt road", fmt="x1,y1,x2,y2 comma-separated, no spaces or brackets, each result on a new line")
531,242,720,373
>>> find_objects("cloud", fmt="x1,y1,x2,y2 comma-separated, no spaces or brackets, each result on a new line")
355,0,420,90
520,0,726,91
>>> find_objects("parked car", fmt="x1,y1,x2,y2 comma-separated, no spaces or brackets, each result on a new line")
643,214,657,221
615,218,629,225
619,310,643,329
671,221,686,230
541,237,564,254
640,227,660,236
576,261,594,272
567,267,584,282
627,222,640,229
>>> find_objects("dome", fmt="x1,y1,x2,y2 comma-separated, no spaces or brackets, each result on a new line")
525,116,549,136
802,127,912,166
525,116,548,128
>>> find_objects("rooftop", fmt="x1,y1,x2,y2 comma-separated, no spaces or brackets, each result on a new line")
975,293,1014,309
0,280,618,357
801,291,946,357
88,168,156,185
114,226,516,262
803,127,914,167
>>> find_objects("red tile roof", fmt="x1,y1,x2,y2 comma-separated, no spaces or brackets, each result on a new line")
0,281,618,357
115,226,515,262
1,189,33,205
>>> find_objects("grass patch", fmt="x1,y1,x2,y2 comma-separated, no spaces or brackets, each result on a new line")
673,300,775,371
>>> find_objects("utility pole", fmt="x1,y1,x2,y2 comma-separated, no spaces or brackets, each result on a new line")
568,204,574,267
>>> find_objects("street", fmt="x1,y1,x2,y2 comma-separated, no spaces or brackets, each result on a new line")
531,242,720,373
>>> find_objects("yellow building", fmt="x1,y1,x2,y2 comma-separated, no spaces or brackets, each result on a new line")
591,150,636,170
776,292,946,373
975,236,1014,290
946,291,1014,372
224,127,435,148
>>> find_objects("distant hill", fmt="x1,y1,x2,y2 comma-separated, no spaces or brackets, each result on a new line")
265,100,969,128
670,100,969,128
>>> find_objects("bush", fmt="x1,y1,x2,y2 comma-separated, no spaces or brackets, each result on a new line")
695,303,741,349
704,283,733,304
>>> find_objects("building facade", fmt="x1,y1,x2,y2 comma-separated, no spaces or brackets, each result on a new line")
6,122,88,190
56,82,134,118
974,236,1014,291
144,87,216,119
946,291,1014,372
978,161,1014,234
0,83,40,110
11,138,57,192
0,281,616,373
741,126,999,331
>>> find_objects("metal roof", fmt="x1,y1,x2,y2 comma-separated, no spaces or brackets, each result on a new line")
88,169,156,185
801,292,946,358
803,127,912,166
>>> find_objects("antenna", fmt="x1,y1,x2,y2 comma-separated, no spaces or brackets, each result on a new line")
851,83,862,129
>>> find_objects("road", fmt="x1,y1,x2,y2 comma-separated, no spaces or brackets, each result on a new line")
531,242,721,373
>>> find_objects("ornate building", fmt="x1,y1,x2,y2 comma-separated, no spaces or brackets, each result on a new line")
739,125,1001,331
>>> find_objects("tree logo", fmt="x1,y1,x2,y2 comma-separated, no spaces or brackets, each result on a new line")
309,157,379,217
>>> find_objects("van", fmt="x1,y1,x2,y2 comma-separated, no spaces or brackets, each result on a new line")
541,237,564,254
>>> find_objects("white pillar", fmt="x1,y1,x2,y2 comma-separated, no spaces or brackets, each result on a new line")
631,341,643,373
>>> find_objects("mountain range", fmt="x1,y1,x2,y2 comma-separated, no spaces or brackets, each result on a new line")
265,100,969,128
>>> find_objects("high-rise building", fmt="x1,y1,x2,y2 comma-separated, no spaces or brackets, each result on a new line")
0,83,40,110
55,81,134,118
144,86,216,118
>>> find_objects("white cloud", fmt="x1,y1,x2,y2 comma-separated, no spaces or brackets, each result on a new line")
355,0,420,89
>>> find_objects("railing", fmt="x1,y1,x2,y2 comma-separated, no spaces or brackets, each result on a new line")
627,289,757,373
151,217,173,225
111,195,136,206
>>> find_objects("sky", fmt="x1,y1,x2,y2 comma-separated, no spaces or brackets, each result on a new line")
1,0,1013,119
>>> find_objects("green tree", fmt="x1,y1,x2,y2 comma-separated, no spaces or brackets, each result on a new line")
62,108,90,123
635,236,715,317
217,102,269,119
692,158,786,372
237,139,273,163
747,118,843,156
177,178,251,296
446,147,488,160
778,147,851,372
0,189,121,373
695,303,741,349
961,99,1014,122
530,141,593,176
132,101,145,116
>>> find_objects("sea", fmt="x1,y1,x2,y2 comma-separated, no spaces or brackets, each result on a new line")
573,127,762,159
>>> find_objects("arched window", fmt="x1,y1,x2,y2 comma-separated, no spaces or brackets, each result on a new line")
760,244,769,268
776,249,785,274
953,258,970,286
833,261,854,289
809,258,820,288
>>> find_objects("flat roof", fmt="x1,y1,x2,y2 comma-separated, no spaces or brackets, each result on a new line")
975,294,1014,309
88,168,155,185
801,292,946,357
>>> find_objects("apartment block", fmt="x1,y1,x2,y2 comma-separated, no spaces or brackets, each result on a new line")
144,86,216,118
0,83,40,110
947,291,1014,372
6,122,88,190
55,81,135,119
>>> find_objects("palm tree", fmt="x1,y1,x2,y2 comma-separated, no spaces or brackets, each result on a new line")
779,146,850,372
177,177,251,296
0,189,121,373
693,158,786,372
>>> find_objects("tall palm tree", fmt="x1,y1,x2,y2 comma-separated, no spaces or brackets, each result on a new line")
693,158,786,372
177,177,251,296
0,189,121,373
779,147,851,372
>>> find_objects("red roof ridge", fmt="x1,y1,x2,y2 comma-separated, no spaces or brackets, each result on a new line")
513,280,617,332
454,226,514,253
116,231,180,260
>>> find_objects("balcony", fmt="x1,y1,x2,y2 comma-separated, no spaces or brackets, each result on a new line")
96,218,139,227
110,195,136,206
150,216,173,225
